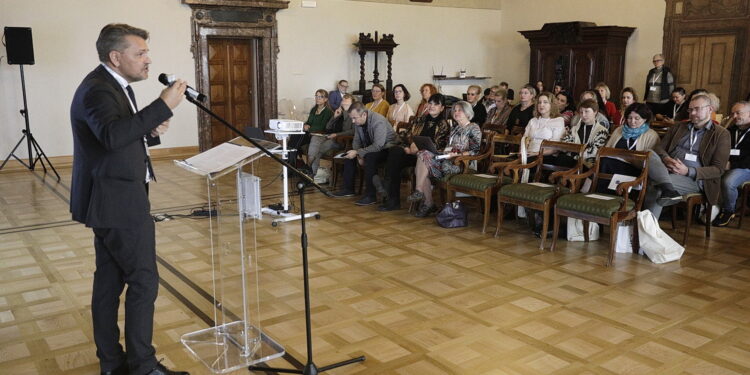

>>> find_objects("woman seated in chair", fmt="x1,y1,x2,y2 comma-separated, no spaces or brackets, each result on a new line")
416,83,438,118
563,99,610,169
290,89,334,167
366,83,390,117
378,94,451,211
569,91,610,130
611,87,638,128
555,91,576,129
524,91,566,158
507,84,536,136
386,84,415,130
595,82,619,122
307,94,356,177
409,101,482,217
485,89,512,133
596,102,660,193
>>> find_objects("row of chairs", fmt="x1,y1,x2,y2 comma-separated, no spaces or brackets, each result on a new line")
446,140,714,267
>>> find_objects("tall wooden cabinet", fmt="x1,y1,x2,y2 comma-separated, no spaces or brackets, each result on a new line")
520,22,634,102
663,0,750,113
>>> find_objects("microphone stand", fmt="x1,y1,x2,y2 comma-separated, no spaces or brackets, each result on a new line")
183,95,366,375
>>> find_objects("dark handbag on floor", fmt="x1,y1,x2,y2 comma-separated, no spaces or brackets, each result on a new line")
436,201,468,228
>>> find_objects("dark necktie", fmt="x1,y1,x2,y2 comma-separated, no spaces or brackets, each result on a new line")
127,85,156,182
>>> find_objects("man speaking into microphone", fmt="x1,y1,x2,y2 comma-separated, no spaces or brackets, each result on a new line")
70,23,188,375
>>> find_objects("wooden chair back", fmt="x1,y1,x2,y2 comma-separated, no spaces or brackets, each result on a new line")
533,141,586,182
589,147,650,211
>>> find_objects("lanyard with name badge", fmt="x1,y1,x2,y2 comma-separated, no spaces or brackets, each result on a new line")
732,128,750,156
626,137,638,150
685,126,699,162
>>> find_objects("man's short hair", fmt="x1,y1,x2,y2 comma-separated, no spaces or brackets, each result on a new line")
338,79,348,85
578,98,599,113
499,82,509,87
342,93,356,102
468,85,482,95
734,101,750,110
96,23,149,64
692,93,717,111
347,101,366,114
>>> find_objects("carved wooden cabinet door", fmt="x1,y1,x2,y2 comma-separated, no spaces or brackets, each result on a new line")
676,34,736,113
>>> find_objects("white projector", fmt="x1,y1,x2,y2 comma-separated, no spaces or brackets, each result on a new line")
269,119,304,131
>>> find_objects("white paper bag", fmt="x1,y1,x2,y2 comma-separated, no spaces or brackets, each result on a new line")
637,210,685,263
567,219,600,241
615,223,633,253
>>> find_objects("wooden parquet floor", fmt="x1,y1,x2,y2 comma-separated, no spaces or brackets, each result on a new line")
1,159,749,375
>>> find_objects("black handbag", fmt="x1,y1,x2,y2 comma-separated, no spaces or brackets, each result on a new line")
436,201,468,228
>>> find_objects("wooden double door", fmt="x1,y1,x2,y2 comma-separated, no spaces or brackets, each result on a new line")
676,34,736,113
208,38,259,147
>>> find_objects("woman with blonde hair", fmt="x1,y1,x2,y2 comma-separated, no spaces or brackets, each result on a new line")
523,91,566,156
595,82,619,121
506,84,536,135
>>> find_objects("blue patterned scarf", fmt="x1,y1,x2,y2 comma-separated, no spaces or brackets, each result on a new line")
622,122,650,139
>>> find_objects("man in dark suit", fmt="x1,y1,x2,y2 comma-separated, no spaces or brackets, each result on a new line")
70,24,188,375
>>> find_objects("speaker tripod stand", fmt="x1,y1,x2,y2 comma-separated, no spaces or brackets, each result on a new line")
0,64,60,181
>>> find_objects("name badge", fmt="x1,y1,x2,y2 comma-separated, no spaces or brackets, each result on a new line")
649,86,657,91
731,149,741,156
685,153,698,162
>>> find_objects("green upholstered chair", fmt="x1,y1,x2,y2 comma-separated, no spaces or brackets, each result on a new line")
436,129,496,208
496,141,585,249
551,147,650,267
445,133,524,233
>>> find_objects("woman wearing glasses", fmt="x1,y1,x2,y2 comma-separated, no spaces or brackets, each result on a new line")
386,84,415,129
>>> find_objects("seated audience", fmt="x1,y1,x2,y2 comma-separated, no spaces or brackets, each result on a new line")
485,89,512,133
563,99,610,168
409,101,482,217
713,101,750,226
555,91,576,128
507,84,536,135
378,94,451,211
386,84,415,129
535,80,545,95
500,81,514,102
366,83,390,117
333,102,397,205
656,87,687,124
416,83,439,118
307,94,355,177
595,82,618,122
483,85,501,112
643,93,730,219
611,87,638,128
524,91,566,156
552,84,563,96
328,79,348,110
596,103,660,192
569,90,610,129
466,85,488,125
291,89,333,160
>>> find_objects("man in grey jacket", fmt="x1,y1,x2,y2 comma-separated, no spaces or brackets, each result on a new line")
333,102,396,205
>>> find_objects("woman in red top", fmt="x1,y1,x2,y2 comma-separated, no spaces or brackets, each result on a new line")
595,82,618,122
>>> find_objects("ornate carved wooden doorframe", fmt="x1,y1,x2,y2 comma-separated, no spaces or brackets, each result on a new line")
183,0,289,151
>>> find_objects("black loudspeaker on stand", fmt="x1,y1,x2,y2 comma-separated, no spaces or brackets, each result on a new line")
174,85,366,375
1,27,60,181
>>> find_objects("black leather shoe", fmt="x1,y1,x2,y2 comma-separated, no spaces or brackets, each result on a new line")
101,361,128,375
378,202,401,211
145,362,189,375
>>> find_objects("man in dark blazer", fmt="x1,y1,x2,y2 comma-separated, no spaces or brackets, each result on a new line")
70,24,187,375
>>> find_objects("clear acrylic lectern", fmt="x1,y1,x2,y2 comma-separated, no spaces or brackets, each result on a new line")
174,137,285,374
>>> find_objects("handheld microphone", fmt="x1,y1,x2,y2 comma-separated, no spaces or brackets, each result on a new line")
158,73,206,102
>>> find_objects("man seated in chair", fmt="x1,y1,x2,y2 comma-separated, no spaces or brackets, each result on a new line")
332,102,397,206
643,93,731,219
713,101,750,226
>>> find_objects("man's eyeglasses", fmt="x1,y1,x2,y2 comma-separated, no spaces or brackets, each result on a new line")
687,105,710,113
315,95,325,99
653,59,664,63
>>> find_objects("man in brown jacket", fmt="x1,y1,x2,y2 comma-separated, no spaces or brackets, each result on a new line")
644,93,730,219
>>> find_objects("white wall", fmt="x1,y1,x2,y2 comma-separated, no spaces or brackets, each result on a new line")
276,0,504,117
498,0,666,98
0,0,665,158
0,0,196,158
